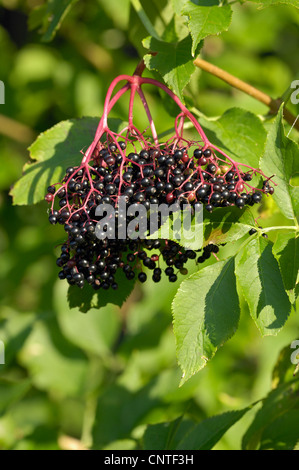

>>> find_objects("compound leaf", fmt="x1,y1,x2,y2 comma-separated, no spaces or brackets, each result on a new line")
235,236,291,336
172,258,240,384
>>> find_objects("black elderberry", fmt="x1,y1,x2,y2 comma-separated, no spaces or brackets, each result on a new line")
228,192,238,203
203,149,212,158
165,267,174,276
186,250,196,259
235,197,245,208
206,163,217,174
138,272,147,283
49,215,57,224
210,192,221,203
106,184,116,195
193,148,203,159
157,155,166,166
165,183,174,193
154,168,164,178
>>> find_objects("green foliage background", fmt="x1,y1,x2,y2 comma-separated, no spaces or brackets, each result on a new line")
0,0,298,450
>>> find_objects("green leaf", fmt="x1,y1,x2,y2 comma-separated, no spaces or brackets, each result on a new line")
172,258,240,384
203,206,255,245
55,282,122,356
246,0,299,9
182,1,232,56
92,372,179,448
67,269,136,313
172,0,188,15
143,35,202,101
242,378,299,450
29,0,78,42
148,206,255,251
11,118,124,206
198,108,267,169
0,379,31,416
235,236,291,336
260,106,299,221
272,345,299,388
143,409,250,450
257,410,299,450
143,417,189,450
176,409,250,450
272,231,299,304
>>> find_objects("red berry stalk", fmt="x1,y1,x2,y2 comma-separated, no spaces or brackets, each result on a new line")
45,74,275,290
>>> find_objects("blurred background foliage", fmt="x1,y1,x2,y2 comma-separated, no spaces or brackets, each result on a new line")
0,0,298,450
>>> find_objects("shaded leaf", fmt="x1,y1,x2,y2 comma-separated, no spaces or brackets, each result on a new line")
176,409,250,450
172,258,240,384
143,35,202,101
143,408,250,450
242,378,299,450
272,231,299,304
143,417,190,450
272,345,299,389
260,106,299,221
67,270,136,312
203,206,255,245
11,118,124,206
235,236,291,336
0,379,31,416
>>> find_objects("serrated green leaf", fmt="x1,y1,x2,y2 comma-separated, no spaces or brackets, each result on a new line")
172,258,240,384
182,1,232,56
143,408,250,450
29,0,78,42
242,378,299,450
272,231,299,304
235,236,291,336
260,106,299,221
176,409,250,450
198,108,267,169
246,0,299,9
11,118,124,206
143,35,202,101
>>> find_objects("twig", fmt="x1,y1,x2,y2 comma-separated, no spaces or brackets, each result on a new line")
0,114,37,144
194,58,299,132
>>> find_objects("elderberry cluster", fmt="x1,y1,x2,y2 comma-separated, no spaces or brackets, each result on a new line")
46,140,274,290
